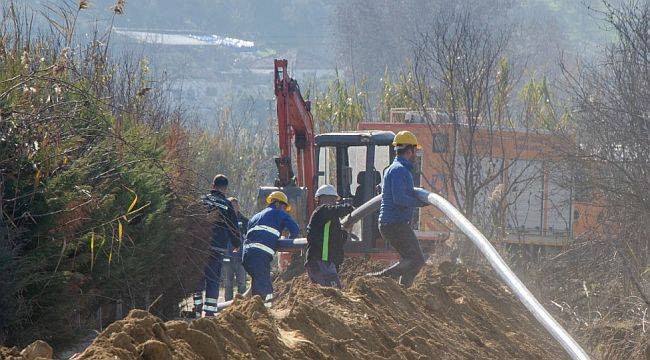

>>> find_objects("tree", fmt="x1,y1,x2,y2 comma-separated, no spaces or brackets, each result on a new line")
561,0,649,304
398,3,572,263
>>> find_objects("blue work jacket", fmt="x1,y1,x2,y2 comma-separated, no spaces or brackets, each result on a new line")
201,190,241,250
244,205,300,255
379,156,427,224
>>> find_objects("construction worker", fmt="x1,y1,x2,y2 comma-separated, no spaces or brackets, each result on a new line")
242,191,299,307
222,197,248,302
193,174,241,317
305,185,354,288
368,131,428,287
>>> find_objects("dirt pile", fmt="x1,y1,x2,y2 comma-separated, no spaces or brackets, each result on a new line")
1,340,53,360
54,259,570,359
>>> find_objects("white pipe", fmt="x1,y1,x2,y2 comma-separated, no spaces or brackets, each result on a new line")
413,188,590,360
341,195,382,229
217,287,251,311
217,189,590,360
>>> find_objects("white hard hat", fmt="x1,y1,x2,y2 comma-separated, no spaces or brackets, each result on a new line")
315,184,339,198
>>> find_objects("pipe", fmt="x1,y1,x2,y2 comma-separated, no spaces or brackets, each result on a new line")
412,188,589,360
216,189,590,360
341,195,382,229
277,238,308,248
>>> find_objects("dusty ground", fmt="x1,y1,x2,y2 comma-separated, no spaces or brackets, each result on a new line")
5,259,573,359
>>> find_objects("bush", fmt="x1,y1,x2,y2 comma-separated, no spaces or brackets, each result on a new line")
0,2,210,346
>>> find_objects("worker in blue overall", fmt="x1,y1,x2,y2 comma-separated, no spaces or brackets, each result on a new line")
193,174,241,317
242,191,300,307
368,131,428,287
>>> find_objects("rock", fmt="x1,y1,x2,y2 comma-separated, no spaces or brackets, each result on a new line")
20,340,53,360
110,331,136,353
138,340,172,360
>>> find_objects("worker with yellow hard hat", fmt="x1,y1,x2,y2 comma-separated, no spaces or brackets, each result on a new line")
392,130,422,150
368,130,429,287
242,190,300,307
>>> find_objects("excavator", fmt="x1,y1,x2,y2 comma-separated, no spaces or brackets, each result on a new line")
258,59,396,262
253,60,591,360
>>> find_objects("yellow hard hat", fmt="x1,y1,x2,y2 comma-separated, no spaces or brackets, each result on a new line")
266,191,292,211
392,130,421,150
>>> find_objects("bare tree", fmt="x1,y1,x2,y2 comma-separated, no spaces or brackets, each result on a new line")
561,0,649,304
410,4,551,245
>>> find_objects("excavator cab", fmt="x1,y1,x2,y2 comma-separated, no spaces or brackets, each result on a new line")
314,130,395,252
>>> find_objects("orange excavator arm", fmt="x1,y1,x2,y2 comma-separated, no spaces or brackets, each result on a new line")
274,59,315,214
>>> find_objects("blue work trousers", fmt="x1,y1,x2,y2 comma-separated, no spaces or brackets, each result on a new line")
195,250,223,316
242,249,273,302
222,256,247,301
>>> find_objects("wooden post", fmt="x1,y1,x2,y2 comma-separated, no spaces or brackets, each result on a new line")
96,307,102,331
115,299,123,320
74,308,81,330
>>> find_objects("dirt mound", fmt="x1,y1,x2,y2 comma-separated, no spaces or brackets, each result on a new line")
1,340,53,359
62,260,570,359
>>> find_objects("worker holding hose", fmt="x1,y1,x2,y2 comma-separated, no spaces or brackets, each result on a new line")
368,131,428,287
305,184,354,288
194,174,241,317
242,191,300,307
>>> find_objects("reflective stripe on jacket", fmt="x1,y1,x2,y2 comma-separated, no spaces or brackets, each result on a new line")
243,205,300,251
306,203,353,266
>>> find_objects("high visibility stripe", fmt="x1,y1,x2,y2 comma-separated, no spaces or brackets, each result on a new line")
203,305,218,312
244,242,275,256
247,225,280,237
213,203,229,210
322,221,331,262
193,293,203,306
264,294,273,308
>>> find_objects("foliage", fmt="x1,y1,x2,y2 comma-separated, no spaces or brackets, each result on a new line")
190,100,275,215
563,0,649,305
0,1,211,346
305,73,367,132
378,67,426,121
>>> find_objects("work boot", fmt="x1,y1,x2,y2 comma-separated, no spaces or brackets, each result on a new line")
399,272,417,288
398,258,425,287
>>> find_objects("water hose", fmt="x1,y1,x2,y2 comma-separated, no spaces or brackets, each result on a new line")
342,189,588,359
215,189,591,360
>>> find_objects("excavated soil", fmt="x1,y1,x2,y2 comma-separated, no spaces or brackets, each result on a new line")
2,259,570,359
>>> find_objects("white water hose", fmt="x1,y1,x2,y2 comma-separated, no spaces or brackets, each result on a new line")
417,189,589,360
217,189,590,360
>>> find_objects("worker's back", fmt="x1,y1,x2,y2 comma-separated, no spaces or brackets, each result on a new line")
379,156,421,224
245,206,299,251
201,190,241,250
